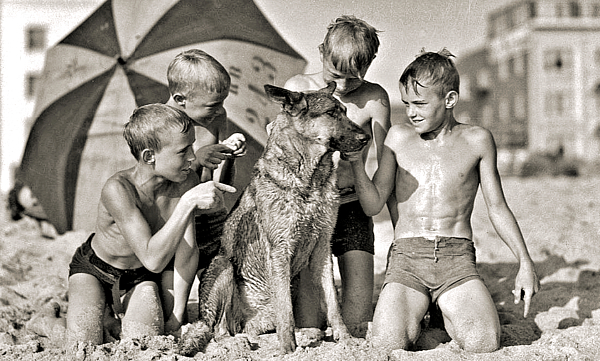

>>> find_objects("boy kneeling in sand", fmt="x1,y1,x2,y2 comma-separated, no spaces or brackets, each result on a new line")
345,49,540,354
65,104,235,347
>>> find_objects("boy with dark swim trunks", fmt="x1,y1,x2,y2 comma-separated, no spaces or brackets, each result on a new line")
163,49,246,332
283,15,396,336
345,49,540,353
66,104,236,346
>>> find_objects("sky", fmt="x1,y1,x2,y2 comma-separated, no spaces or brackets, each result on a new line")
254,0,515,104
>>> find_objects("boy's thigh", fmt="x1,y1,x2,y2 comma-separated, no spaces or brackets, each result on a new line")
437,279,500,337
122,281,163,336
67,274,106,342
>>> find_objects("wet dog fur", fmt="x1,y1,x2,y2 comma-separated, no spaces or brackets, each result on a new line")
179,82,370,356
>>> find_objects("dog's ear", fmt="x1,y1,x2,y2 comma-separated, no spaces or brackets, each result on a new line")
264,85,308,117
323,82,336,95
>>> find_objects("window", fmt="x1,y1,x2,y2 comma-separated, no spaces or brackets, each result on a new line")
544,49,571,71
569,1,581,17
26,25,47,51
528,1,537,18
595,49,600,65
498,59,509,81
556,2,565,17
545,91,565,116
593,3,600,17
513,54,525,76
26,73,41,98
514,93,526,119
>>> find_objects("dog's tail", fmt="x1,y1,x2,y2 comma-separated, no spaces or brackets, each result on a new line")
179,254,236,356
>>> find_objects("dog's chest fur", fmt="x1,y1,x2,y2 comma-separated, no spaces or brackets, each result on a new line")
221,144,339,282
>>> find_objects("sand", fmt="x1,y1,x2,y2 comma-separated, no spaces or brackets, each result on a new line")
1,176,599,360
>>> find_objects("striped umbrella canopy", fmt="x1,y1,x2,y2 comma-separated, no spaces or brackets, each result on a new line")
19,0,306,234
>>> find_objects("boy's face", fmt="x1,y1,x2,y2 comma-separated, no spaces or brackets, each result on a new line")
152,127,196,183
321,57,369,97
182,89,229,128
400,81,448,135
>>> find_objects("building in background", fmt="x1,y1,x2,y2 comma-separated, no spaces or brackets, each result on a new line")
0,0,103,193
455,0,600,169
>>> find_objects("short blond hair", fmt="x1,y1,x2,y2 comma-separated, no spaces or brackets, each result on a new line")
321,15,380,78
167,49,231,97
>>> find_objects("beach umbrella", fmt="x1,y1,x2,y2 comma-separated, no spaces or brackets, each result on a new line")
19,0,306,234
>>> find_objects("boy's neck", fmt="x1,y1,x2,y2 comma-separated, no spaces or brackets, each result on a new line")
132,165,169,200
421,114,458,141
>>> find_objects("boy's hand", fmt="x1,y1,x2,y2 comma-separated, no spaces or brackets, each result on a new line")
513,262,540,318
340,150,363,162
195,144,236,170
186,181,236,210
223,133,247,157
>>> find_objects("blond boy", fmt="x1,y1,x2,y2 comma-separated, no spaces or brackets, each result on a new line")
66,104,235,345
284,15,395,335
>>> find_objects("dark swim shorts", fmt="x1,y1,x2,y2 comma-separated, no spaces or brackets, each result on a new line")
163,208,228,272
68,234,160,317
384,237,482,302
330,196,375,258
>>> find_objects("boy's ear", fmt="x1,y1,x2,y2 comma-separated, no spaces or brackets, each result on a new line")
173,94,186,107
141,149,155,165
445,91,459,109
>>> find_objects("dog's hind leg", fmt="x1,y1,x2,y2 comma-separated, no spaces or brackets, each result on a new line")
179,255,236,356
309,239,351,342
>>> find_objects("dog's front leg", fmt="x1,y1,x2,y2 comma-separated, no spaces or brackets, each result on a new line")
310,239,351,341
271,253,297,354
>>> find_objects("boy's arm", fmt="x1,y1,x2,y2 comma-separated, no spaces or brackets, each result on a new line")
347,128,398,216
477,128,539,317
102,176,235,272
165,218,198,333
369,85,398,225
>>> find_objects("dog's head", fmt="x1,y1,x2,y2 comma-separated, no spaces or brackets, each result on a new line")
264,82,370,154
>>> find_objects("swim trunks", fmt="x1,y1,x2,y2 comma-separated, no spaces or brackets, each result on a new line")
384,236,481,302
331,188,374,257
68,234,160,317
163,208,228,272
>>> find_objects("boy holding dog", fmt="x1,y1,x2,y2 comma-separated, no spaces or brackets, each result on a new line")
284,15,395,336
66,104,235,347
345,49,540,353
163,49,246,333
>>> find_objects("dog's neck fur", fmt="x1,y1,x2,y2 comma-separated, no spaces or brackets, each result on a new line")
257,116,337,194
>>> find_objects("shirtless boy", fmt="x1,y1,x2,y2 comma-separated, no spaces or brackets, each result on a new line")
66,104,235,346
346,49,539,353
163,49,246,331
283,15,394,335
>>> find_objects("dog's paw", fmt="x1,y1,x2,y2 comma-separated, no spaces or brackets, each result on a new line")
332,325,353,343
294,327,324,347
177,322,213,356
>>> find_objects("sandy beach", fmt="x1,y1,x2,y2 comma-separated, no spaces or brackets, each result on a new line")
1,175,600,360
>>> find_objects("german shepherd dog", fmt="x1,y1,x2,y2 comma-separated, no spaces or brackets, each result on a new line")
179,82,371,356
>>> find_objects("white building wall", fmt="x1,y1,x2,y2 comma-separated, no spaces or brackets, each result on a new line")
0,0,103,193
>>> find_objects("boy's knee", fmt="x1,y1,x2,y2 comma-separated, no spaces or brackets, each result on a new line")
371,322,420,352
456,328,500,353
